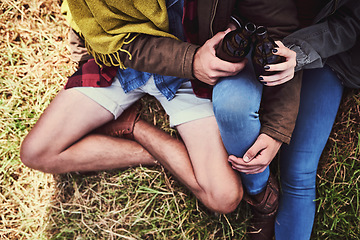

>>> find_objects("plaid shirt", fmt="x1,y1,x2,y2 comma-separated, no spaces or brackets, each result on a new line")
65,0,188,101
65,59,117,89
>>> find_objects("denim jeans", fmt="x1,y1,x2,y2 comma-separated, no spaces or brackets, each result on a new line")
213,64,343,239
213,60,269,195
275,66,343,240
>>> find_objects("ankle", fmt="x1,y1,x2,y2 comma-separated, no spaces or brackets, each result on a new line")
244,174,279,214
251,189,266,204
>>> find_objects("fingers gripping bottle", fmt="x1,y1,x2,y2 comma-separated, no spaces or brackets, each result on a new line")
216,22,256,63
252,26,285,78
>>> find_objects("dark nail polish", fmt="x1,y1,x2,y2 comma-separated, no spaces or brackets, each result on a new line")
272,48,278,53
258,77,263,80
263,82,268,85
264,65,270,70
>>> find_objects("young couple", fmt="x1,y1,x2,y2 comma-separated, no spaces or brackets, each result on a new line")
21,0,360,239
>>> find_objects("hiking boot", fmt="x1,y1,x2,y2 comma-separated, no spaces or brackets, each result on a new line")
93,102,141,140
244,173,279,240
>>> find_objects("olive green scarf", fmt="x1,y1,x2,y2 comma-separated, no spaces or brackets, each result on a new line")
62,0,177,67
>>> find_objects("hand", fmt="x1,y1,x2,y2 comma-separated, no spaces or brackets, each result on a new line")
259,41,297,86
193,29,247,85
228,133,282,174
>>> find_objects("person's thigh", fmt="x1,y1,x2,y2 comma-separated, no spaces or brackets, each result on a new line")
212,61,263,157
149,78,235,191
146,77,242,211
280,66,344,187
22,79,144,157
276,66,344,240
149,79,214,127
176,116,243,208
212,60,269,194
75,77,144,119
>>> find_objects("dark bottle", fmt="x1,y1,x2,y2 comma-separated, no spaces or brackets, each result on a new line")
216,22,256,63
252,26,285,78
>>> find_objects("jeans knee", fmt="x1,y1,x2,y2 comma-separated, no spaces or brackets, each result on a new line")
281,172,317,197
213,99,260,133
213,83,261,129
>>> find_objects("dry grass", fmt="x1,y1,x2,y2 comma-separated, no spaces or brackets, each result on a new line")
1,0,72,239
1,0,359,239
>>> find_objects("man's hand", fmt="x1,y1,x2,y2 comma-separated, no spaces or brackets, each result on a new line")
228,133,282,174
259,41,297,86
193,30,247,85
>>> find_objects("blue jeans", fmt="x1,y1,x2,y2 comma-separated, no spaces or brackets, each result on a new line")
275,66,343,240
213,61,269,195
213,64,343,239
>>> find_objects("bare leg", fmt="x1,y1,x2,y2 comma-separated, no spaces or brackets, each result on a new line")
20,89,156,174
134,117,243,213
21,89,242,213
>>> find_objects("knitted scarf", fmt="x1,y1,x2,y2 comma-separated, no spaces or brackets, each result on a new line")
63,0,177,67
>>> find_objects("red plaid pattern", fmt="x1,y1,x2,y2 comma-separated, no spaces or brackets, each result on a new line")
65,59,118,89
183,0,213,99
183,0,199,44
65,0,212,99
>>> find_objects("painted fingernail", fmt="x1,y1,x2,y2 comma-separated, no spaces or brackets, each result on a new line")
264,65,270,70
243,156,250,163
272,48,278,53
258,76,263,80
263,82,268,85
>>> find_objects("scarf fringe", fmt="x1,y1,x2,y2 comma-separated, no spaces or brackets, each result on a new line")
85,33,139,69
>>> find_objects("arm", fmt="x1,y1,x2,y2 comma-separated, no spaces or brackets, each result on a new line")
113,34,199,79
100,31,247,85
226,0,302,174
282,0,360,71
235,0,302,144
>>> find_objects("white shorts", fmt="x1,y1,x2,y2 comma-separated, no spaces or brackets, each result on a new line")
74,75,214,127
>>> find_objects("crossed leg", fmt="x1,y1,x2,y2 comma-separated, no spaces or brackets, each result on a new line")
134,116,243,213
20,89,156,173
21,88,243,213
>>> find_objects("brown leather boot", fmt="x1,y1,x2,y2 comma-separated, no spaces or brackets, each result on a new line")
74,102,142,176
92,102,141,140
244,173,279,240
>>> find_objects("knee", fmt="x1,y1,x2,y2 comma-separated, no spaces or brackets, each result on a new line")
213,74,261,110
281,171,317,196
20,136,55,173
213,84,261,127
206,184,244,214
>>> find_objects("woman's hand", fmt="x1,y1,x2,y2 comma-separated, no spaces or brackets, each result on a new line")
259,41,297,86
228,133,282,174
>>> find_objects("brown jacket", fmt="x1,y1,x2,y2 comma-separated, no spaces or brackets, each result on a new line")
73,0,302,144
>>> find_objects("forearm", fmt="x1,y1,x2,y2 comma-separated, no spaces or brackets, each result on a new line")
260,71,303,144
283,0,360,71
105,34,199,79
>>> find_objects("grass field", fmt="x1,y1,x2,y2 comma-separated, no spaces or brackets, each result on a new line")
1,0,359,239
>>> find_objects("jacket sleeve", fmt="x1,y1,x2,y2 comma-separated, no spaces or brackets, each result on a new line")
101,34,199,80
260,71,302,144
235,0,302,143
283,0,360,71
